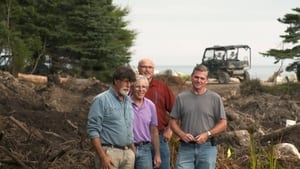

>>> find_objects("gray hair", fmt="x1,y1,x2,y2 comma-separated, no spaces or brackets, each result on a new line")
134,75,149,87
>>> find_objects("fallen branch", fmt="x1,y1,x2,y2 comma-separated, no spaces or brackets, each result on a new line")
66,119,78,130
9,116,45,141
0,146,30,169
260,123,300,144
9,116,30,134
0,159,39,165
48,145,73,162
44,131,66,141
18,73,47,84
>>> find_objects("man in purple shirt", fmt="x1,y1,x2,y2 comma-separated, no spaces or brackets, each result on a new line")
131,75,161,169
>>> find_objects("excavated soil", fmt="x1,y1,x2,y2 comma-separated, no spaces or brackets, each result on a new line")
0,71,299,169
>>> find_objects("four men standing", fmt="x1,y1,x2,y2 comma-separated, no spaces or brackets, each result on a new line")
87,61,227,169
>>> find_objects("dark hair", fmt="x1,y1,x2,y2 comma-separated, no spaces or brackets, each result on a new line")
112,66,136,84
192,64,208,75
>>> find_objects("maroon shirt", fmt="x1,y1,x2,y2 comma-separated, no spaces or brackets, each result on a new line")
145,78,175,131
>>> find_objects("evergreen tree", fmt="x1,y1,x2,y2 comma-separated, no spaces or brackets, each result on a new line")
0,0,31,74
261,7,300,80
262,7,300,60
0,0,136,81
55,0,136,80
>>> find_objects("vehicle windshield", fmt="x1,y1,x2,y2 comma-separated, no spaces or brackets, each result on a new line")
203,49,225,61
203,46,250,62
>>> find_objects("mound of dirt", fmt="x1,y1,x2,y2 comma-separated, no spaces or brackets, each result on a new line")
0,72,299,169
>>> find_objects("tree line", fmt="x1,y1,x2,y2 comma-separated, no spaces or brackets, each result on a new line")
0,1,299,81
0,0,136,82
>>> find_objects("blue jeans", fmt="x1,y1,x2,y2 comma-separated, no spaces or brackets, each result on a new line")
135,143,153,169
176,142,217,169
152,133,170,169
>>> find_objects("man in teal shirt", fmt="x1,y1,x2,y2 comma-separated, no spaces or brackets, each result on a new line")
87,66,136,169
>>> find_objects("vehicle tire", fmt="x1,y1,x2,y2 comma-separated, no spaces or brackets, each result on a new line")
243,71,250,82
218,71,230,84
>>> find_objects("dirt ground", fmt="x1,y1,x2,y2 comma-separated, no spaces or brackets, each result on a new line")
0,71,299,169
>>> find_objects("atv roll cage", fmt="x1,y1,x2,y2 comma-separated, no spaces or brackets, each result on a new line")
201,45,251,83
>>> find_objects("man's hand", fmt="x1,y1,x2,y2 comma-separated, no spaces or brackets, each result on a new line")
163,127,173,141
100,155,115,169
153,154,161,168
180,133,195,143
194,132,209,144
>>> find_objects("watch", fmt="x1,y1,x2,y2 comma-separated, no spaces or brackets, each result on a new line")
207,131,212,138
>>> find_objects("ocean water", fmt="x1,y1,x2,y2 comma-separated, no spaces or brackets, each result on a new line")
155,65,284,81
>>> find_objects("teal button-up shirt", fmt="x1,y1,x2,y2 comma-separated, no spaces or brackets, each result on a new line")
87,87,134,146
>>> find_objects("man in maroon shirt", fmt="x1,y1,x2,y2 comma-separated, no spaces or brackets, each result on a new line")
138,58,175,169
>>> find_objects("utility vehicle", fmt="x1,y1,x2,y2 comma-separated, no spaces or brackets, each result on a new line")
201,45,251,83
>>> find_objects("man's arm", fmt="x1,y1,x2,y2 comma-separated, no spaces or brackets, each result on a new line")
163,84,175,141
150,126,161,168
208,119,227,136
162,123,173,141
91,137,114,168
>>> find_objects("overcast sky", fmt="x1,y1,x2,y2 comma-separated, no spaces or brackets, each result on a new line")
113,0,299,66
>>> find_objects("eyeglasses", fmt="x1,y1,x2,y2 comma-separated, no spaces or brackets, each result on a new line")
134,85,148,90
139,65,154,69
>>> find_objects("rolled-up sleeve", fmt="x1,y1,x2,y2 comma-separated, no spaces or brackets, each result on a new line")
87,98,103,138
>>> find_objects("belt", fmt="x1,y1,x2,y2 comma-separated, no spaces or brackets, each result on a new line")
102,144,130,150
179,139,212,144
180,140,197,144
134,141,150,147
